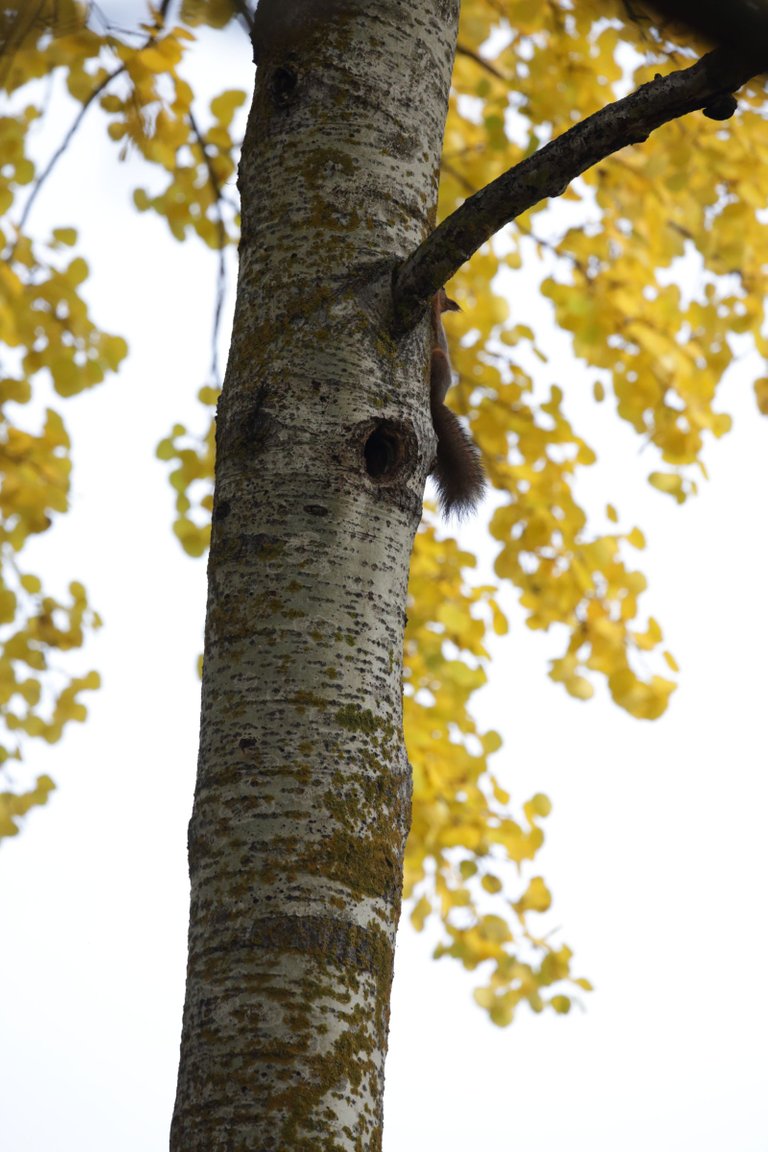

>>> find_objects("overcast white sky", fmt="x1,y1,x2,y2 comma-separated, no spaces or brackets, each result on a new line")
1,11,767,1152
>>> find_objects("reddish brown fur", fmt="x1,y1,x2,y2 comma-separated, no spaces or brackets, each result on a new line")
429,291,486,518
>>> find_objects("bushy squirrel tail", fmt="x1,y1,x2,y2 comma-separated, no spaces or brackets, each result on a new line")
429,292,486,518
430,395,486,518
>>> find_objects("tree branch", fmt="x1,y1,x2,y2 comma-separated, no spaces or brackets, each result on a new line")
455,42,506,81
644,0,768,51
392,47,765,333
228,0,255,34
7,66,126,259
188,109,230,385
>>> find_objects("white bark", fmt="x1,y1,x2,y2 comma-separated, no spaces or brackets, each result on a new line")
171,2,459,1148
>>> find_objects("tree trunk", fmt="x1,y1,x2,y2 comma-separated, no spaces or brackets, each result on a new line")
171,3,459,1148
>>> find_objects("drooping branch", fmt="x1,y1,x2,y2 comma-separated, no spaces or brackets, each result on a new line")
392,47,765,332
7,66,125,259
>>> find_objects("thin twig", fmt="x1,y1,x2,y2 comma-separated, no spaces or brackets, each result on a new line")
229,0,255,34
188,110,230,386
6,1,179,257
439,159,476,195
8,65,126,259
456,43,506,81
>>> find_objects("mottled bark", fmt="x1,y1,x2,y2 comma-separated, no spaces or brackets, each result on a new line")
171,2,459,1149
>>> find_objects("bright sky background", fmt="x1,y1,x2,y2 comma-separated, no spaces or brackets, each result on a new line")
1,8,767,1151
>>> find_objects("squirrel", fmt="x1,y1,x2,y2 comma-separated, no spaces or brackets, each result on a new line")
429,289,486,518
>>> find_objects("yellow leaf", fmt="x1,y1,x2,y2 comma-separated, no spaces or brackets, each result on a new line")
0,589,16,622
517,876,551,913
52,227,77,246
410,896,431,931
481,729,502,755
649,471,686,503
210,89,247,126
101,334,128,371
479,913,512,942
65,257,89,286
139,36,184,73
173,518,210,558
524,793,552,820
633,616,662,651
754,376,768,416
608,669,676,720
565,675,594,701
197,384,220,406
0,377,31,404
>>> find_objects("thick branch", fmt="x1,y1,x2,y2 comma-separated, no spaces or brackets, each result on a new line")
393,47,764,332
645,0,768,50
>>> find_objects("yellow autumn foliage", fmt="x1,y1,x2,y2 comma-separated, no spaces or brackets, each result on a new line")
2,0,766,1019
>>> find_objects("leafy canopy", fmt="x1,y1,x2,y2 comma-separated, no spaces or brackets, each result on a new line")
2,0,766,1022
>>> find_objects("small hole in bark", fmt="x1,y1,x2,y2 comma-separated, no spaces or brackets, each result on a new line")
270,66,298,106
364,420,404,480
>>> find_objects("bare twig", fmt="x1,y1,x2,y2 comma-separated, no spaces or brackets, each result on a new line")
456,43,506,81
188,110,231,386
229,0,255,34
5,2,180,258
8,65,126,259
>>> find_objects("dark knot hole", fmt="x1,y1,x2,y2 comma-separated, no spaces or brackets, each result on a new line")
364,420,404,480
270,66,299,106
